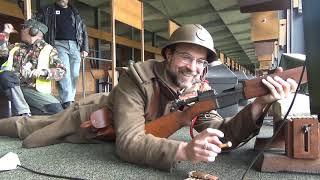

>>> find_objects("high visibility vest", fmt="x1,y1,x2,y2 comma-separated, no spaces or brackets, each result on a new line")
0,46,19,72
35,44,53,94
1,44,53,94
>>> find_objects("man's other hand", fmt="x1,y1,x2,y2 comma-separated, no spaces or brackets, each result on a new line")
175,128,224,163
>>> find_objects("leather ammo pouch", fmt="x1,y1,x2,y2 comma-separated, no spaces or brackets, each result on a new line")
80,107,116,141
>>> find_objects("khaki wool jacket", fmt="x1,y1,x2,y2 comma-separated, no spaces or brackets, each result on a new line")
0,59,263,171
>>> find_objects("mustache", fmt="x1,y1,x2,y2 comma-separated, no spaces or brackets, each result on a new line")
179,67,197,76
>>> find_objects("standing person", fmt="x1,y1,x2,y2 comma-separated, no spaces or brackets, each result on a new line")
0,24,297,171
36,0,89,109
0,19,66,116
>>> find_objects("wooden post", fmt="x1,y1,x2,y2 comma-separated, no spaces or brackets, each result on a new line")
279,19,287,47
24,0,32,19
227,57,231,69
219,52,225,64
111,0,118,87
231,60,234,70
141,2,144,62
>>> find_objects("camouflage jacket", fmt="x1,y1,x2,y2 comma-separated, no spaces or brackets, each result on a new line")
0,33,66,88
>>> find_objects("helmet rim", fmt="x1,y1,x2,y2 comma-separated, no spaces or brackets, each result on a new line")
161,24,217,63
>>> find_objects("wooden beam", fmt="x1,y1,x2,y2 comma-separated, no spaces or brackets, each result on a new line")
169,20,179,36
258,55,273,61
115,0,142,30
240,0,290,13
86,27,161,55
0,1,24,18
254,41,275,56
259,60,272,70
251,11,279,42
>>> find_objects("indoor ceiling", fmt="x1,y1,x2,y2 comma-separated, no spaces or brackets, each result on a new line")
78,0,257,70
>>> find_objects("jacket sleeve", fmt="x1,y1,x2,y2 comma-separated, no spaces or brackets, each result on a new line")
194,104,263,148
112,71,181,171
47,47,66,81
219,104,263,147
80,21,89,53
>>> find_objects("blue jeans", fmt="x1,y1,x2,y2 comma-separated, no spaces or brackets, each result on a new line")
10,86,30,114
21,87,63,115
10,86,63,115
55,40,81,103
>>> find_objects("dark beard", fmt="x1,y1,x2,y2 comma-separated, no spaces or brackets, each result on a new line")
166,67,179,86
167,66,197,89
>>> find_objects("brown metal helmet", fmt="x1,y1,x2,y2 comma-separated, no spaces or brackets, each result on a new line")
161,24,217,63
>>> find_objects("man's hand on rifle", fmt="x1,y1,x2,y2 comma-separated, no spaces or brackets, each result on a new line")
251,67,298,120
175,128,224,163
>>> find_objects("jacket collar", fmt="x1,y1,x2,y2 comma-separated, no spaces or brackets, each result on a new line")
54,3,79,15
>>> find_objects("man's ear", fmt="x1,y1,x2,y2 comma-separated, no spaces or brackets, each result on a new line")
165,48,173,61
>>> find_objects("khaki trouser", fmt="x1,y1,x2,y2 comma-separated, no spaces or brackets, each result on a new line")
0,93,109,148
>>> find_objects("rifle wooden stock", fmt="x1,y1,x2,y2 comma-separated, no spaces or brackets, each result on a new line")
145,99,217,138
243,66,307,99
82,99,217,139
83,66,307,140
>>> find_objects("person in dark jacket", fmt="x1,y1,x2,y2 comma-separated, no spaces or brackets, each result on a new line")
36,0,89,109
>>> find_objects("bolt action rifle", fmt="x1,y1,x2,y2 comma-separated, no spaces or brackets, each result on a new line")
80,66,307,140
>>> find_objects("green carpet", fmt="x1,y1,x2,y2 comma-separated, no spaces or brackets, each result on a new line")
0,126,319,180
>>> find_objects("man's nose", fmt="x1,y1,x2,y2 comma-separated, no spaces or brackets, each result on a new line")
186,60,197,72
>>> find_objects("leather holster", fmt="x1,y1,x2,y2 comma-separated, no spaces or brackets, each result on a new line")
80,107,116,141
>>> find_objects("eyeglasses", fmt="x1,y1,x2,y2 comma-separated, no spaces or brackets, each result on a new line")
174,51,208,68
21,25,30,30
